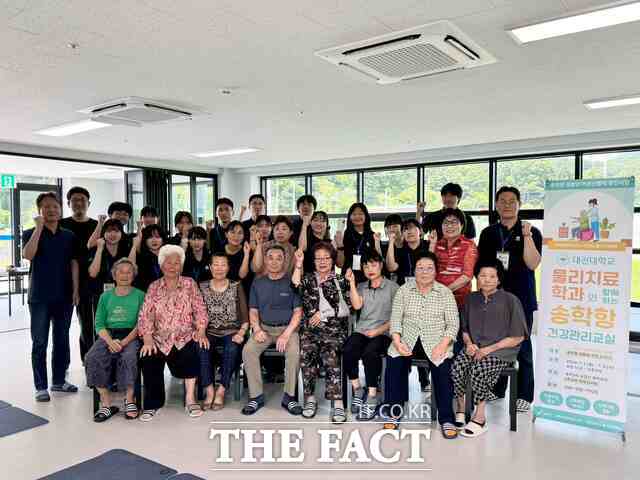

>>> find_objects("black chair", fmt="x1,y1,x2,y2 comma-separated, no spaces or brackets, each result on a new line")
237,347,303,403
92,366,142,415
464,364,518,432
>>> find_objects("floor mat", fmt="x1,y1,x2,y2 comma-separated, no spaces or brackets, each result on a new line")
39,449,178,480
0,400,11,409
0,406,48,437
169,475,206,480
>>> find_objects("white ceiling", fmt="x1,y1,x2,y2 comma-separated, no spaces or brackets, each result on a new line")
0,153,130,179
1,0,640,171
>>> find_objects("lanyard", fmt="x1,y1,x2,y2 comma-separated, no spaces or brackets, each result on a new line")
355,235,365,255
497,225,514,251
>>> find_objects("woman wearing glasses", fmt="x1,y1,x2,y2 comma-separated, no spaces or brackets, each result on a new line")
292,242,356,423
382,251,460,439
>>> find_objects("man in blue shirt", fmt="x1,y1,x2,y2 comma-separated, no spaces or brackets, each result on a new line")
22,192,81,402
478,186,542,413
242,244,303,416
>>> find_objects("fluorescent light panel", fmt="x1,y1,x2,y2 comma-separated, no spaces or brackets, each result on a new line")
191,148,259,158
509,2,640,43
35,119,110,137
584,94,640,109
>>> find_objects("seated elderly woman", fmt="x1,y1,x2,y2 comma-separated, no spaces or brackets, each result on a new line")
198,252,249,411
292,241,356,423
452,260,528,437
137,244,209,421
383,251,459,438
85,258,146,422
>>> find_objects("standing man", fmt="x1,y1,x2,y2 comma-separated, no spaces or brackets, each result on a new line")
88,201,134,250
478,186,542,412
60,186,98,363
208,197,234,253
291,195,317,247
242,194,267,240
23,192,81,402
418,183,476,240
241,245,303,416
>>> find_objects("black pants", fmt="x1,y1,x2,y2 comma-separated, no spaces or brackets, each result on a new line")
141,341,200,410
493,310,534,402
78,297,96,363
342,332,390,389
383,339,454,425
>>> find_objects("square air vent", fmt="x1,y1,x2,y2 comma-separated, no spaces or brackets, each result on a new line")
315,21,497,84
78,97,193,126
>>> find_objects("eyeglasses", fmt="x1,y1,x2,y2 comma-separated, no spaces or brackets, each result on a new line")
442,219,460,227
415,266,436,273
497,199,518,207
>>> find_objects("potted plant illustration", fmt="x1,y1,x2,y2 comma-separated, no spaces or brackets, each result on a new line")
600,217,616,239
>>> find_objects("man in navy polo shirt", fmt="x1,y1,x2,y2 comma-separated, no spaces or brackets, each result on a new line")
22,192,81,402
478,186,542,413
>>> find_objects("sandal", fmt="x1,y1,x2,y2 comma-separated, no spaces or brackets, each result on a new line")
441,422,459,439
454,412,466,429
351,388,365,414
382,417,400,430
124,402,139,420
139,409,157,422
186,403,204,418
302,401,318,419
94,406,119,423
331,407,347,424
460,420,488,438
212,389,225,411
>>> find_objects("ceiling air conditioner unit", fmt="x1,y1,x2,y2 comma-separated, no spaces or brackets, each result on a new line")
78,97,193,126
315,20,497,85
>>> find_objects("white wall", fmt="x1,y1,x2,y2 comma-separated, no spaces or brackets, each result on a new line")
62,177,125,219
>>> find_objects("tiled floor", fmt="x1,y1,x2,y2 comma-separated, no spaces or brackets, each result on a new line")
0,321,639,480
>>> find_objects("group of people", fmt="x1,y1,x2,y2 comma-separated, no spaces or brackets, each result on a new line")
23,181,541,439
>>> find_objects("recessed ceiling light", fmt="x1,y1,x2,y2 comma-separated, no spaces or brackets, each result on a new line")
35,119,110,137
508,1,640,44
584,93,640,109
191,148,260,158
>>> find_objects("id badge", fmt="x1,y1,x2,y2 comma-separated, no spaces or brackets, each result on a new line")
404,276,416,284
103,283,115,292
352,254,361,271
497,251,510,270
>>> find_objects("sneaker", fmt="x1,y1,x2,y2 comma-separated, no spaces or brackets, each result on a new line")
139,409,157,422
421,384,431,393
35,390,50,402
516,399,531,413
351,388,366,414
281,393,302,415
50,382,78,393
356,402,377,421
242,395,265,415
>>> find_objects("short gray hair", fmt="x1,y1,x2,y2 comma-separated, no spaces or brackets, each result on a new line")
158,244,185,268
111,258,138,278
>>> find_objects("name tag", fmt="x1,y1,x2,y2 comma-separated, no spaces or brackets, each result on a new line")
497,251,510,270
103,283,115,292
404,276,416,283
352,254,361,271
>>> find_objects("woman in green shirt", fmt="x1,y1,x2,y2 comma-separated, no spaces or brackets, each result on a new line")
85,258,146,422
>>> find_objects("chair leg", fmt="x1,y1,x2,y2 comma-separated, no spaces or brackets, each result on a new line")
429,370,438,425
92,387,100,415
341,356,350,414
233,367,242,401
465,378,473,423
509,372,518,432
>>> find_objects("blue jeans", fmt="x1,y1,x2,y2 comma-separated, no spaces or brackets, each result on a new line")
199,334,242,389
591,221,600,241
29,302,73,391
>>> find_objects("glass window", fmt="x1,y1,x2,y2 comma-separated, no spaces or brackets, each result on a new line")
424,163,490,211
312,173,357,215
364,168,417,214
265,177,305,215
195,177,215,226
171,175,191,235
496,156,574,209
126,170,144,232
469,214,490,237
583,150,640,206
633,254,640,305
